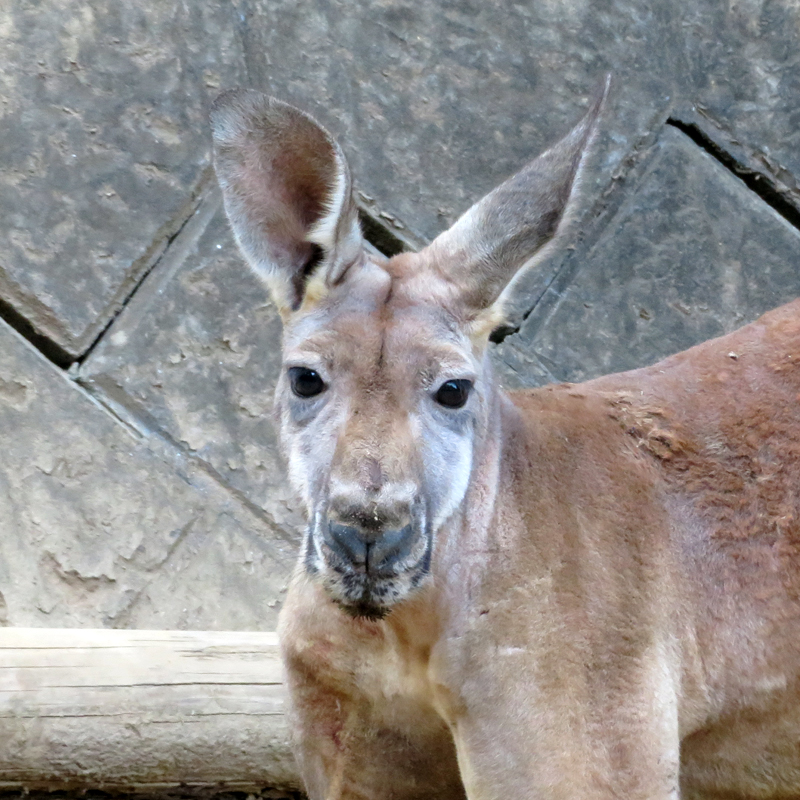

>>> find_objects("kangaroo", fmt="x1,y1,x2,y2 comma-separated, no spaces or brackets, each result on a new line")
211,82,800,799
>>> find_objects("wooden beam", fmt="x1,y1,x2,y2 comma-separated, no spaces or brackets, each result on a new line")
0,629,299,792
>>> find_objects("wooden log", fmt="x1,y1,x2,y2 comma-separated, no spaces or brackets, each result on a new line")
0,629,299,792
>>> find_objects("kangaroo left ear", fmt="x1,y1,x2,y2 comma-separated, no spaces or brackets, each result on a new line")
211,90,365,317
421,75,610,329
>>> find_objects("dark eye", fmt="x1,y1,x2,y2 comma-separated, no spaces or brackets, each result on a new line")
434,379,473,409
289,367,326,398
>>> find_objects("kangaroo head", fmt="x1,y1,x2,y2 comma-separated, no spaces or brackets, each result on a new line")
211,83,606,619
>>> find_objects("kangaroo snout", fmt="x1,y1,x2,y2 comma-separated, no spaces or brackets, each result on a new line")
325,520,416,575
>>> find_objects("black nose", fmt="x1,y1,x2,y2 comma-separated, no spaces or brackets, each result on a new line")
326,521,415,574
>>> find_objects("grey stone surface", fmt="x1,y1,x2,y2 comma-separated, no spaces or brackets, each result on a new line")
240,0,677,320
678,1,800,206
0,315,294,630
79,190,302,534
0,0,246,356
234,0,800,264
494,125,800,388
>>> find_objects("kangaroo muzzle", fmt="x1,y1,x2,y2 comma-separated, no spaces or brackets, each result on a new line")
308,488,431,619
325,520,417,575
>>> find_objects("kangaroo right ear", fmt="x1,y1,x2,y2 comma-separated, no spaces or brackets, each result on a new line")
421,76,609,330
211,90,365,316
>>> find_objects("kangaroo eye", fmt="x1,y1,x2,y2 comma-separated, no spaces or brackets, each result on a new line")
434,379,473,409
289,367,326,398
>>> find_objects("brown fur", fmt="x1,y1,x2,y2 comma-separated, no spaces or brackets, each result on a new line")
212,83,800,799
279,301,800,799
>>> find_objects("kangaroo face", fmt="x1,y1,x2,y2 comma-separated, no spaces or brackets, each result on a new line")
276,255,487,618
211,83,604,617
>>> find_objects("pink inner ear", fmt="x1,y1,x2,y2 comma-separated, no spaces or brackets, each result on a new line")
242,128,338,308
274,148,332,227
213,91,364,312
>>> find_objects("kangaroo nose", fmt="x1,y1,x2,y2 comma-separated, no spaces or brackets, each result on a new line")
326,521,415,574
327,522,368,566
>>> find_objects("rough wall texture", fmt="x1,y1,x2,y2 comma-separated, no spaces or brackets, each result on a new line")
0,318,294,631
0,0,246,356
80,192,300,535
494,126,800,387
2,0,800,640
678,1,800,207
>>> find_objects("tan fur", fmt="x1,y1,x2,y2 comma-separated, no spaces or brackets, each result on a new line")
278,300,800,800
212,83,800,799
